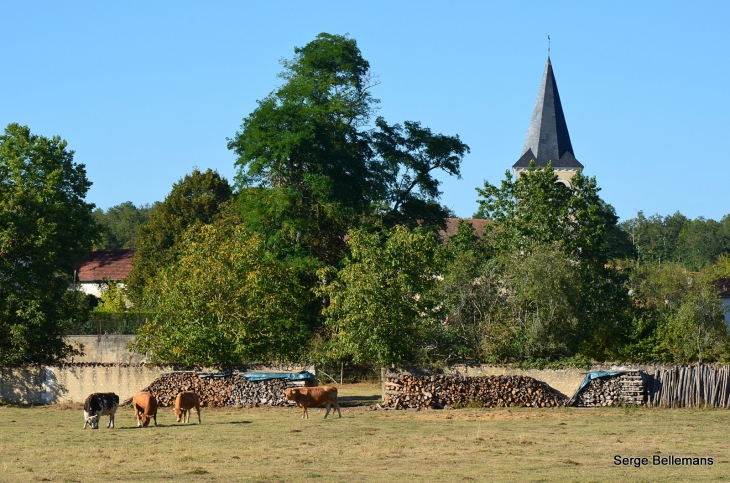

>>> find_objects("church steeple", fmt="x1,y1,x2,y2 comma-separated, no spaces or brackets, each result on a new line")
513,57,583,183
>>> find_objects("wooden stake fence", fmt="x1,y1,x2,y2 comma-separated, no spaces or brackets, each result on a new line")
648,365,730,408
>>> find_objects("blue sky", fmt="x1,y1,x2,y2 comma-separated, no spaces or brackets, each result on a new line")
1,1,728,222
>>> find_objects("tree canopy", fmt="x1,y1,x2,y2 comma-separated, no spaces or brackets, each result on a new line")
316,225,442,366
92,201,156,249
131,214,310,365
228,33,468,267
0,123,97,363
126,168,232,303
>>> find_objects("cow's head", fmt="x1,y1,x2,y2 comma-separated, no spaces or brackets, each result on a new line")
284,388,293,400
141,415,151,427
172,408,185,423
84,411,101,429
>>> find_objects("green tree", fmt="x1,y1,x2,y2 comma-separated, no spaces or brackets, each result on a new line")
316,225,441,366
472,162,630,361
439,234,582,363
126,168,232,304
370,117,468,227
620,211,688,265
92,201,156,249
0,123,97,363
675,217,727,271
228,33,468,267
93,280,129,313
625,260,730,362
131,216,310,365
475,162,618,263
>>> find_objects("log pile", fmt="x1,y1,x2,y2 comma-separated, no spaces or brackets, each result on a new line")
573,372,645,407
383,373,566,409
136,372,312,407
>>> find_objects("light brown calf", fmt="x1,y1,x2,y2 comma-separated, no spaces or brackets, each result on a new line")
173,391,201,424
132,391,158,427
284,386,341,419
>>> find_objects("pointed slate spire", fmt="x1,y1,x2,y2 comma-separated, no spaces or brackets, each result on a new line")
513,58,583,170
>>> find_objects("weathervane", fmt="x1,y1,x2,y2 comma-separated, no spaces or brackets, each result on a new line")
547,35,551,58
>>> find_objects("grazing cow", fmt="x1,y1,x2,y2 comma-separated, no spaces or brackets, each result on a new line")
173,391,201,424
284,386,341,419
132,392,158,428
83,393,119,429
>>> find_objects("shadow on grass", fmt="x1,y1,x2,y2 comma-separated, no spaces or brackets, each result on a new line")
339,395,380,407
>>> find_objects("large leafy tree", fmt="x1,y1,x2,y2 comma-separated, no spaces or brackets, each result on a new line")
228,33,468,267
439,227,583,363
131,215,310,365
126,168,232,303
475,162,620,263
468,162,631,361
0,123,97,363
316,225,442,366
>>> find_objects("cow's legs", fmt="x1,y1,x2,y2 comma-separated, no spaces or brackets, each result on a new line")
196,405,201,424
333,400,342,418
107,412,114,428
324,403,331,419
153,413,157,426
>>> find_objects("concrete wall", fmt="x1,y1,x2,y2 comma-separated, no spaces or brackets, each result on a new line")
0,364,316,405
0,365,172,404
64,335,145,364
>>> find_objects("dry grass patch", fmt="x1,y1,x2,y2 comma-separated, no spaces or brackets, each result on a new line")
0,383,729,482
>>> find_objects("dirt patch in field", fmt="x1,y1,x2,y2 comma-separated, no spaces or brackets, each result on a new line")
407,407,626,422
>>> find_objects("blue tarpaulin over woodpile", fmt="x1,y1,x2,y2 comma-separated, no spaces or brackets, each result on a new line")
243,371,315,382
568,371,620,406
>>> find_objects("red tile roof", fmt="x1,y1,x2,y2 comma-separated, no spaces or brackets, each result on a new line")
439,218,492,239
75,249,135,282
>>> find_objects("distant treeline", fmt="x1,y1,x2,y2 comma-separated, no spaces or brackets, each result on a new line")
620,211,730,271
92,201,157,249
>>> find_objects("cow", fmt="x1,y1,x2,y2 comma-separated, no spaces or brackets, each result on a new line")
284,386,341,419
83,392,119,429
132,392,158,428
173,391,201,424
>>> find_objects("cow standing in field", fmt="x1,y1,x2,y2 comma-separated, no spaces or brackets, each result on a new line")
284,386,341,419
132,392,158,427
173,391,201,424
83,393,119,429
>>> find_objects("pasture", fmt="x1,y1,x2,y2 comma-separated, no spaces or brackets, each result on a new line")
0,382,728,483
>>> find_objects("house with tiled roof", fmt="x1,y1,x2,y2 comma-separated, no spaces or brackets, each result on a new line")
440,218,491,239
73,249,135,298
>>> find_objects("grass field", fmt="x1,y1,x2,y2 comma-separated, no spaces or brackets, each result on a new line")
1,382,729,483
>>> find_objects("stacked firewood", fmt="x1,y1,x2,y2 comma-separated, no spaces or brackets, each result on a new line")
574,372,645,407
137,372,312,407
383,373,566,409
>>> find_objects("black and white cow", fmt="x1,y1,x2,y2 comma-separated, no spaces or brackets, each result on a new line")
83,393,120,429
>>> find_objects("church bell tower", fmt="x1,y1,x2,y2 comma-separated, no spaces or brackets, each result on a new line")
513,58,583,186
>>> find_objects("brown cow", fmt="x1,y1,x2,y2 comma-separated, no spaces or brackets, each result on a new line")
284,386,341,419
132,392,158,427
173,391,201,424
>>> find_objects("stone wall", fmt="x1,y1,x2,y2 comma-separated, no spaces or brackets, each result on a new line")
0,364,315,405
64,335,144,364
